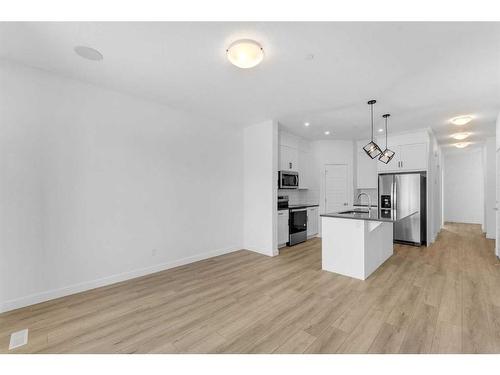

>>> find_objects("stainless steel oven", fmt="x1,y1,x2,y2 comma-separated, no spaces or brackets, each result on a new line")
289,208,307,246
279,171,299,189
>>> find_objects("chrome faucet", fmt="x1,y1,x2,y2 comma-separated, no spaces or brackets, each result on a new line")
357,192,372,209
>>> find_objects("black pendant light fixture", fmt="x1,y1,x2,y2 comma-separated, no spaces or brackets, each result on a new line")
363,100,382,159
378,113,396,164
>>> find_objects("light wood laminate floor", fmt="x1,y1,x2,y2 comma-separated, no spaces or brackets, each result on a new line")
1,223,500,353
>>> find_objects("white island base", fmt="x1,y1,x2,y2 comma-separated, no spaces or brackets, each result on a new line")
321,216,394,280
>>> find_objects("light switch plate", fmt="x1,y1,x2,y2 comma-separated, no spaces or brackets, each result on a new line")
9,329,28,350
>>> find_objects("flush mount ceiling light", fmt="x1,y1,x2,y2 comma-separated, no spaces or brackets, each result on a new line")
378,114,396,164
304,122,310,127
226,39,264,69
378,128,384,133
450,115,473,126
363,100,382,159
451,132,471,140
74,45,103,61
454,142,470,148
324,131,330,135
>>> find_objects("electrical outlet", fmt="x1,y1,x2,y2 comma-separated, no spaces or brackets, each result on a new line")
151,249,157,256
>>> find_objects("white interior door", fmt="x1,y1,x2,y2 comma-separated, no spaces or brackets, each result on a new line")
324,164,349,213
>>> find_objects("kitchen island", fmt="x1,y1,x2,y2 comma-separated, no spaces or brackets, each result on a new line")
320,208,417,280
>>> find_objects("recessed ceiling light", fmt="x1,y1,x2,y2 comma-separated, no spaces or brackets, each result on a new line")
450,115,473,126
74,46,103,61
378,128,384,132
324,131,330,135
226,39,264,69
454,142,470,148
451,132,471,140
304,122,310,127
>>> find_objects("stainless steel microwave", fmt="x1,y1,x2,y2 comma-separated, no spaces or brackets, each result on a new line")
279,171,299,189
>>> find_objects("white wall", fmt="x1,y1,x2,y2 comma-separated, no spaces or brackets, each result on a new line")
310,140,355,235
243,120,278,256
483,137,496,239
443,148,484,224
0,60,244,312
496,113,500,256
428,130,443,244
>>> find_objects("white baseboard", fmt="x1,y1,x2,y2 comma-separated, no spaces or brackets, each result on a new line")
243,246,274,257
0,245,240,314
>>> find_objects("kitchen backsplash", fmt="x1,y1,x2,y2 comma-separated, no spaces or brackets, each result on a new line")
278,189,320,205
279,189,376,206
354,188,378,206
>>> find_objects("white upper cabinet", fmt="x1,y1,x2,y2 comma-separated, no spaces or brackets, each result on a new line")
377,131,429,173
356,140,378,189
398,142,428,170
279,130,311,185
279,130,300,149
279,145,299,171
377,150,398,172
298,149,312,189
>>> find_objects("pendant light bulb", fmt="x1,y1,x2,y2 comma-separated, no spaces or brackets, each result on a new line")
363,100,382,159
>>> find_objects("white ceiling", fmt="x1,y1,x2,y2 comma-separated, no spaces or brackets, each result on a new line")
0,22,499,146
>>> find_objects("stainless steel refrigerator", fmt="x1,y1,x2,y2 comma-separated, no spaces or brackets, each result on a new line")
378,172,426,246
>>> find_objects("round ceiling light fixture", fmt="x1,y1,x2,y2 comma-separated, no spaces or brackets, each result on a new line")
450,115,473,126
74,46,103,61
226,39,264,69
451,132,471,140
304,122,310,127
454,142,470,148
324,131,330,135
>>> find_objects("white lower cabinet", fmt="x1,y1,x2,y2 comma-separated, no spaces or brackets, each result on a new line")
307,207,319,237
278,210,289,246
